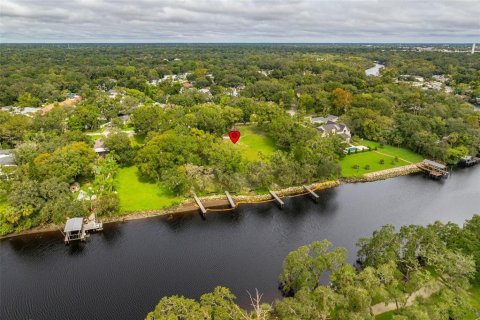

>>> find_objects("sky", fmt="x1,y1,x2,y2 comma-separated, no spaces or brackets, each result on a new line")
0,0,479,43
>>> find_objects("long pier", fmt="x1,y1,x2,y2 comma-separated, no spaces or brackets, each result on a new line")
303,185,319,201
269,190,284,208
193,193,207,218
225,191,236,208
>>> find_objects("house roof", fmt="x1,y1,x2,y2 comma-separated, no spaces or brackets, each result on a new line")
311,115,339,124
320,123,340,132
94,139,105,149
339,133,351,140
64,217,83,233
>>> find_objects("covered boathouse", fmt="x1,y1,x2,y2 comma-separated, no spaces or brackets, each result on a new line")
64,217,86,243
64,216,104,244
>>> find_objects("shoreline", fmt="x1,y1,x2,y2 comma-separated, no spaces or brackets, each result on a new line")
0,163,422,240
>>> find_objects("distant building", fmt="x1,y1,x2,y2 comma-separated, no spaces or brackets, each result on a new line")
93,139,109,156
0,150,15,166
310,115,339,125
1,106,39,117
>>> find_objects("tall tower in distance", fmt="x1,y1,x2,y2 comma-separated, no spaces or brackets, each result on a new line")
472,43,476,54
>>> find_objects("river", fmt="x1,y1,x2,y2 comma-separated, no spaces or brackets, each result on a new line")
365,62,385,76
1,167,479,320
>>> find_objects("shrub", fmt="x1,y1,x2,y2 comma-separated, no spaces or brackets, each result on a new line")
352,164,360,170
379,159,385,164
394,156,399,162
93,194,120,217
364,164,370,170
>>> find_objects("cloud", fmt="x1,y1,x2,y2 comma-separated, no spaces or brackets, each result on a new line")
0,0,479,42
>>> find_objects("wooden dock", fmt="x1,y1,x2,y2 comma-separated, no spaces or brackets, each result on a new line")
193,193,207,218
459,156,480,167
225,191,235,208
269,190,284,208
64,216,103,244
417,159,449,179
303,185,319,201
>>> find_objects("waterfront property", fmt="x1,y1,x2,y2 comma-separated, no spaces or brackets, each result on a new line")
116,166,183,212
2,167,479,320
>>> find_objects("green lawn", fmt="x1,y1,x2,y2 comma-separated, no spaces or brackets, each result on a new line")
235,126,277,161
116,166,183,212
341,139,423,177
357,139,424,163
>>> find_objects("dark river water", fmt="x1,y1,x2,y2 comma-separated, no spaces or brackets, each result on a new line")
1,167,479,320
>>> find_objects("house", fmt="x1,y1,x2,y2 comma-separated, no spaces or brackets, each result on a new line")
182,81,193,88
1,106,39,117
93,139,109,156
317,121,351,141
0,150,15,166
310,115,339,125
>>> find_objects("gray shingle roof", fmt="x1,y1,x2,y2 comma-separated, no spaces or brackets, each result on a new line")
64,217,83,233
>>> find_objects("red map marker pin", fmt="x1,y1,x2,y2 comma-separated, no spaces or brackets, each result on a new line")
228,130,240,144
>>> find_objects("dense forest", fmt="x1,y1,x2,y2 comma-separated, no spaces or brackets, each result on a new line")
0,44,479,235
145,216,480,319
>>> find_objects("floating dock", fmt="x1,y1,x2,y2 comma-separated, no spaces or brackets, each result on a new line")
303,185,319,201
417,159,449,179
269,190,284,208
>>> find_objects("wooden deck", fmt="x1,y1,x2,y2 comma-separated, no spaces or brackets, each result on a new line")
417,160,449,179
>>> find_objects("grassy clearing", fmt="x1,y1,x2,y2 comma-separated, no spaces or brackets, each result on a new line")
341,151,411,177
236,125,277,161
357,139,424,163
341,139,423,177
116,166,183,212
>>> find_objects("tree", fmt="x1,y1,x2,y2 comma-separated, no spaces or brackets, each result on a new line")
279,240,347,294
14,92,41,108
34,142,96,183
131,105,165,135
104,131,136,166
146,286,247,320
331,88,352,114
